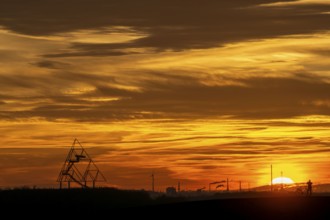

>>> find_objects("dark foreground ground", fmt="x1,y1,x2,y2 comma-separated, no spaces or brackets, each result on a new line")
1,188,329,219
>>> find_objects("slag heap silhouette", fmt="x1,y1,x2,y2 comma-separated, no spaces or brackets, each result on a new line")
57,139,106,189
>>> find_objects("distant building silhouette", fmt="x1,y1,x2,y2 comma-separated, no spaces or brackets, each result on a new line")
196,186,206,192
166,186,177,196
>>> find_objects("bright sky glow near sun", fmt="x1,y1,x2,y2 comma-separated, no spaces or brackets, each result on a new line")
1,0,330,190
272,177,294,185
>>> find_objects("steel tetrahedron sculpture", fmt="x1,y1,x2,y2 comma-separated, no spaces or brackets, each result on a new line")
57,139,106,189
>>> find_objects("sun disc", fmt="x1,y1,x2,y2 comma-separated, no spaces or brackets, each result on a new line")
272,177,294,184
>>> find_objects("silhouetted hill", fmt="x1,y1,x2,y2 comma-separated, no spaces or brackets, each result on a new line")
1,188,330,219
251,183,330,193
0,188,185,216
1,188,152,206
136,196,330,219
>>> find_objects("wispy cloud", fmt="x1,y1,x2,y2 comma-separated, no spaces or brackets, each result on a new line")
1,0,330,189
1,0,330,51
2,74,330,121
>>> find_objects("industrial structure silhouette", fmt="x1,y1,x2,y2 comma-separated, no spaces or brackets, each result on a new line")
57,139,106,189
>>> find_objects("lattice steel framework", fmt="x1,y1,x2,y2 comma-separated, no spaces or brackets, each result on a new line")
57,139,106,189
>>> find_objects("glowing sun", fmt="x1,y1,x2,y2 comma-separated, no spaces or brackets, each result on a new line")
272,177,294,184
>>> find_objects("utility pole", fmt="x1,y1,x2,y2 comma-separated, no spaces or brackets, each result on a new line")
239,181,242,192
151,173,155,192
226,178,229,192
281,171,283,190
178,181,180,192
271,164,273,192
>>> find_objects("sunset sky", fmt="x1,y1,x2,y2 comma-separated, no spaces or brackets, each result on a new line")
1,0,330,190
